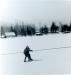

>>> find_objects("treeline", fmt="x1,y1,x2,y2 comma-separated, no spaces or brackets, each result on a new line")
1,25,36,36
1,22,71,37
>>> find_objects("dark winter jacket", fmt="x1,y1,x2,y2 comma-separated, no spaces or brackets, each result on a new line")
24,46,32,55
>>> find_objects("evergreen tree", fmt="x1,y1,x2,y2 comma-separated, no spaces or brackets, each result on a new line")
43,25,48,34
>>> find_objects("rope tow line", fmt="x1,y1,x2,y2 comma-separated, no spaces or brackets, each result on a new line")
0,46,71,55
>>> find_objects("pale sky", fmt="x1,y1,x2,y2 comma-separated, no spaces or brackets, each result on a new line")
0,0,71,26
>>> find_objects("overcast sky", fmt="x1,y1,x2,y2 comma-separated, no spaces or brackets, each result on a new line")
0,0,71,26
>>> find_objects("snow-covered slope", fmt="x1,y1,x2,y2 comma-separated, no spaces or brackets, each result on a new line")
0,33,71,75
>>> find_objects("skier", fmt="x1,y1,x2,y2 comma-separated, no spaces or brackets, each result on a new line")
24,46,33,62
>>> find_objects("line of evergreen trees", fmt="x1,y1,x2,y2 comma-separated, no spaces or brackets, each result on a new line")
1,22,71,37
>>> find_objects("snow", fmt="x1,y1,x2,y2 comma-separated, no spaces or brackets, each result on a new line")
0,33,71,75
4,32,15,37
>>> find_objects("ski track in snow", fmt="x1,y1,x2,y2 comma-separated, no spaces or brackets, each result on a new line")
0,33,71,75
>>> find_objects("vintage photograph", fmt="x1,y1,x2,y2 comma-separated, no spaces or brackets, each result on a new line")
0,0,71,75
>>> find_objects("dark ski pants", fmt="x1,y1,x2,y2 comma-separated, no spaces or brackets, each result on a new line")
24,54,32,62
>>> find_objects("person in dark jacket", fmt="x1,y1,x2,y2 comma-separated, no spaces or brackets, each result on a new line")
24,46,33,62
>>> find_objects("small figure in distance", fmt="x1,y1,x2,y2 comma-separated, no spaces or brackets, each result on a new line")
24,46,33,62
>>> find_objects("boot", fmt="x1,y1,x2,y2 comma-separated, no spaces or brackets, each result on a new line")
24,57,26,62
